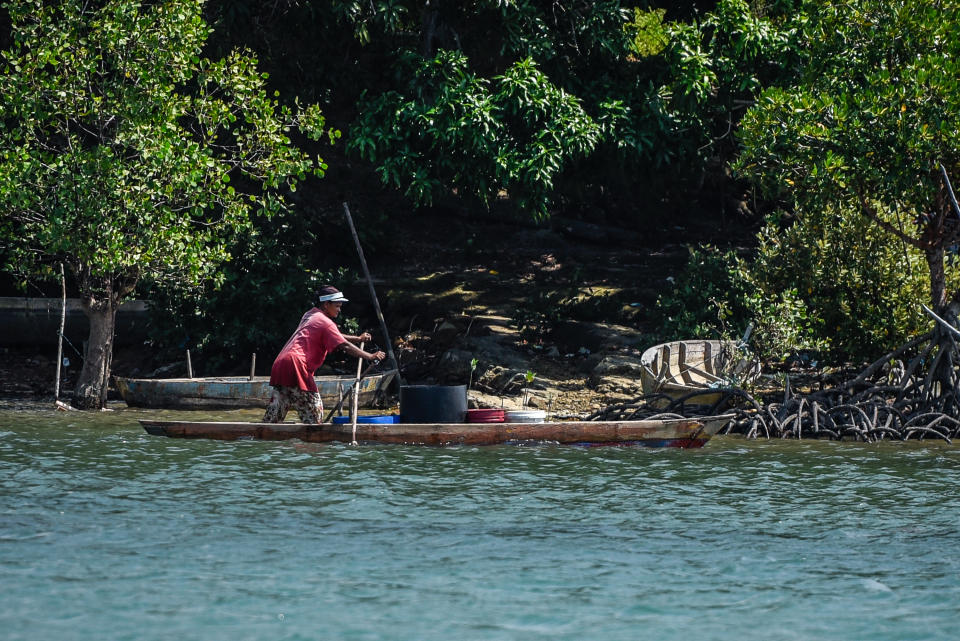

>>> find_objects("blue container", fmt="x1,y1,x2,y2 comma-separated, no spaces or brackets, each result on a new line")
331,415,399,424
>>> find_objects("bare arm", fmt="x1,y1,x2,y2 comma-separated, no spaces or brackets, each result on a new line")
339,340,385,363
343,331,373,344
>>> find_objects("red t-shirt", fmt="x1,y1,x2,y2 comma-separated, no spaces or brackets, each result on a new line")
269,308,348,392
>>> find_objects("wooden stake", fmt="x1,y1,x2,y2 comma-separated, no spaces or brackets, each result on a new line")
249,353,256,381
351,342,364,445
54,263,66,403
322,360,381,424
186,350,193,379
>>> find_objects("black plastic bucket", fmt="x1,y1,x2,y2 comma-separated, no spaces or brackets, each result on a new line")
399,384,467,423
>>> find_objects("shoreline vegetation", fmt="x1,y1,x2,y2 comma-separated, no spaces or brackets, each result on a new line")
5,314,959,444
4,207,960,444
2,1,960,424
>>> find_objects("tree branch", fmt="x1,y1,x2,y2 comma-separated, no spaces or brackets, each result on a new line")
941,163,960,219
859,194,924,249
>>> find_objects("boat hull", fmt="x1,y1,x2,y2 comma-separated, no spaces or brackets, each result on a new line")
115,371,397,410
640,340,760,407
140,415,731,448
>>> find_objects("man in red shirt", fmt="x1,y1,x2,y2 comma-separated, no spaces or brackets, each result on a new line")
263,286,386,423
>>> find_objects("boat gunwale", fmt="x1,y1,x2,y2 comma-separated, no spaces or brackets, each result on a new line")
639,339,760,397
139,414,734,448
114,370,397,386
114,369,398,409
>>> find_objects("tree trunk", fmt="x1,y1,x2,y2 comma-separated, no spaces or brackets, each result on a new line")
922,181,960,411
926,245,947,312
73,290,118,410
929,300,960,410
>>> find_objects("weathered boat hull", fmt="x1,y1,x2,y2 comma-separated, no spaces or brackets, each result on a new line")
115,370,397,410
140,415,732,448
640,340,760,407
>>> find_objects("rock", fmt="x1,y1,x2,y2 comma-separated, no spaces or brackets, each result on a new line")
555,217,608,243
433,320,460,344
592,375,644,396
434,348,474,382
512,228,566,248
575,352,604,374
468,390,520,411
434,346,536,399
550,320,644,354
523,392,550,409
588,354,646,397
553,217,642,246
590,353,645,378
457,335,531,371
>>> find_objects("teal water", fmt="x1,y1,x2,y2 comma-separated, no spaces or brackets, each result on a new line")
1,401,959,641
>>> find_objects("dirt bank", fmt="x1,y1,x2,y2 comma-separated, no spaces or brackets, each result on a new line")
2,209,756,414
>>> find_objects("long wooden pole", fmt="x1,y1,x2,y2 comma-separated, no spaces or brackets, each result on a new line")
322,360,382,423
351,342,364,445
342,202,403,385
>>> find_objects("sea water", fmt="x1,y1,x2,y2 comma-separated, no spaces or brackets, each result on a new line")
1,400,958,641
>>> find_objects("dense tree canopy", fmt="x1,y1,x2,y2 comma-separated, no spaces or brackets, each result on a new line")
0,0,329,407
139,0,803,372
204,0,798,223
4,0,960,390
733,0,960,357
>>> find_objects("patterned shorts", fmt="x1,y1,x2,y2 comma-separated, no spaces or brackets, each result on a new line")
263,385,324,424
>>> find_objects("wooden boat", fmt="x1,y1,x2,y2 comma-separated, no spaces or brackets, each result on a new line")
115,369,397,410
640,340,761,407
139,414,732,448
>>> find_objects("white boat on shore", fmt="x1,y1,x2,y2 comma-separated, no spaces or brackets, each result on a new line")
640,339,760,407
115,370,397,410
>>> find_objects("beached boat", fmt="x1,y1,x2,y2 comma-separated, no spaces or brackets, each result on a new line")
115,370,397,410
139,414,732,448
640,339,761,407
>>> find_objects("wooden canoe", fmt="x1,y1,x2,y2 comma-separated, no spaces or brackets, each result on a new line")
140,415,732,448
640,339,761,407
115,369,397,410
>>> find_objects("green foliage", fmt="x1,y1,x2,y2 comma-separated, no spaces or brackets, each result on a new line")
656,0,797,165
143,215,357,371
653,215,944,363
0,0,330,405
0,0,328,296
736,0,960,256
349,52,600,219
742,286,825,362
467,357,479,391
626,8,668,58
652,246,753,342
740,205,946,361
734,0,960,360
551,0,800,216
314,0,799,221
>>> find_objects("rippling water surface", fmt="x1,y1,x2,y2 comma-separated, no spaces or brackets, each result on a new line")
1,401,959,641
